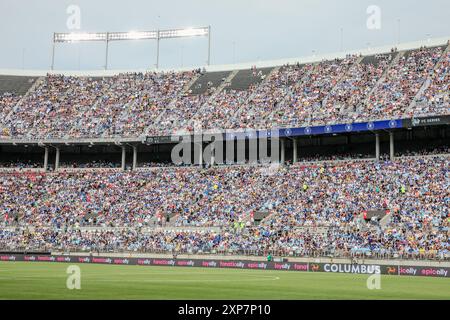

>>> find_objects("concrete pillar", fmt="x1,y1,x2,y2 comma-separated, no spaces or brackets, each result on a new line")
43,147,49,171
55,147,60,171
132,145,137,171
389,132,395,160
292,138,298,163
121,146,126,170
211,145,215,166
280,138,285,164
375,133,380,160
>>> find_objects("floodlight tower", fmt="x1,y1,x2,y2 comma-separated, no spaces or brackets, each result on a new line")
51,26,211,70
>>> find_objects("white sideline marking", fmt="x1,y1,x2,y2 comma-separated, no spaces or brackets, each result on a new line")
0,275,281,282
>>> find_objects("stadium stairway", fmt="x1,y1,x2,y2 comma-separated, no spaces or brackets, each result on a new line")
186,70,239,129
319,56,364,113
360,51,397,66
183,72,202,93
227,66,281,129
267,64,317,127
344,54,398,118
361,50,402,109
189,70,232,95
145,72,203,135
67,84,107,138
244,66,297,128
293,64,318,125
163,212,181,226
258,208,280,226
360,54,380,66
379,212,391,228
213,70,239,93
227,67,273,91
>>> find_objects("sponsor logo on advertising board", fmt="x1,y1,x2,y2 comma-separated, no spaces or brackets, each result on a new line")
113,258,130,265
292,263,309,271
420,268,448,277
247,262,268,269
176,260,195,267
310,264,320,272
152,259,176,266
137,259,151,265
219,261,245,268
386,266,397,275
56,256,71,262
399,267,417,276
399,266,449,277
37,256,56,261
274,263,291,270
323,263,381,274
202,261,217,268
0,255,16,261
92,257,112,264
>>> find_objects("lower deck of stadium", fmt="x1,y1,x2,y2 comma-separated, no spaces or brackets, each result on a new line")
0,148,448,260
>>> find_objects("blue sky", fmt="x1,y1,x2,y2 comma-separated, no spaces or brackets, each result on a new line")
0,0,449,70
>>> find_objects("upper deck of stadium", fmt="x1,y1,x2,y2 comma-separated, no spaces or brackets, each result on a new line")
0,36,448,144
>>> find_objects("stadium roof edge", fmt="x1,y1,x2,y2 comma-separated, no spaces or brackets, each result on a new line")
0,36,448,77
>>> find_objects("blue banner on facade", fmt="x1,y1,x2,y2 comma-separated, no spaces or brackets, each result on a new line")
224,119,403,140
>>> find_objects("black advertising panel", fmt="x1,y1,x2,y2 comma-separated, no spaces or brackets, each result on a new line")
404,115,450,127
1,254,449,278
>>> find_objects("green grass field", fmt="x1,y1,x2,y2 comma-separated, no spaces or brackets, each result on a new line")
0,262,449,299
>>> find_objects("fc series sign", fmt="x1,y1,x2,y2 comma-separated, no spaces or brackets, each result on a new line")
404,115,450,127
1,254,448,278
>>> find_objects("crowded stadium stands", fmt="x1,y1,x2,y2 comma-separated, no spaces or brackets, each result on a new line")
0,41,449,262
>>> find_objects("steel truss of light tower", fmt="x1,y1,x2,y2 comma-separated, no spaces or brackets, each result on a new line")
51,26,211,70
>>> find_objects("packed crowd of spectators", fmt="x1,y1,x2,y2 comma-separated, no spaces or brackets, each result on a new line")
148,93,209,136
0,45,449,260
395,145,449,157
0,160,42,169
0,71,196,139
192,88,255,131
315,54,392,125
365,46,445,119
59,160,121,169
241,63,313,129
276,56,358,127
413,50,449,116
295,152,373,163
0,45,448,139
1,155,448,259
